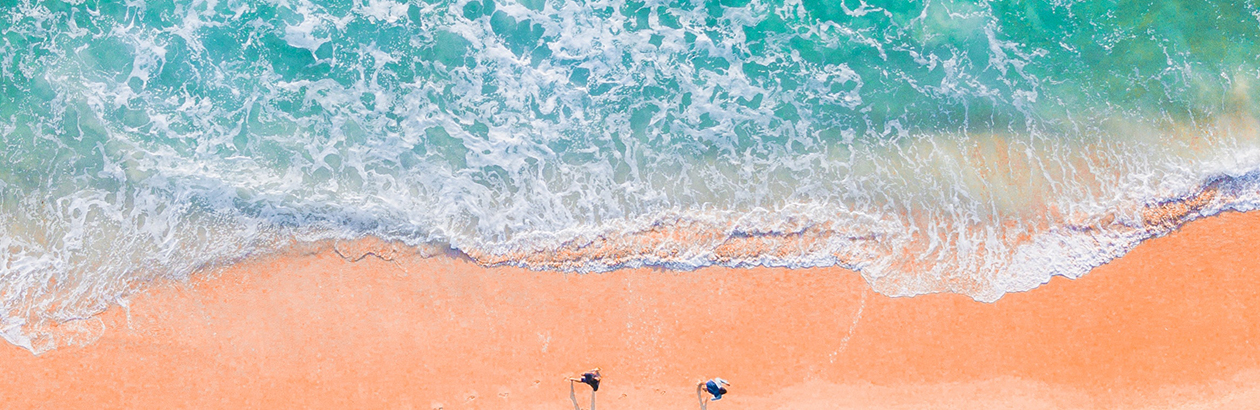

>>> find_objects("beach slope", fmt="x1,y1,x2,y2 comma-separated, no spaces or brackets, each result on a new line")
3,212,1260,409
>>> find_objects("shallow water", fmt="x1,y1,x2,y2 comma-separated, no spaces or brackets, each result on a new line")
2,0,1259,352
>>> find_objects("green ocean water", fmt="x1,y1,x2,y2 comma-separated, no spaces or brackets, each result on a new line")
2,0,1259,352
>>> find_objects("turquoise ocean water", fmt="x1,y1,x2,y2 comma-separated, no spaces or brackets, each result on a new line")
2,0,1259,352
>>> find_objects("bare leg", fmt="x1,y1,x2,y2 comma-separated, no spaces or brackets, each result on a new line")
697,383,707,410
590,390,596,410
570,381,581,410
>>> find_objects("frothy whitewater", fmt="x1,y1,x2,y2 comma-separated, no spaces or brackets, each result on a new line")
2,0,1259,352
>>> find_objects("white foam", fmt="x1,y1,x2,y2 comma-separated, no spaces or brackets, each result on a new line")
4,0,1260,352
284,5,330,54
358,0,410,24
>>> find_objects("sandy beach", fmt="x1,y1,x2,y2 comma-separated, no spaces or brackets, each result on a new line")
3,211,1260,409
8,1,1260,408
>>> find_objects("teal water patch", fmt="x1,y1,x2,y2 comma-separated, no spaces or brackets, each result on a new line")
2,0,1260,352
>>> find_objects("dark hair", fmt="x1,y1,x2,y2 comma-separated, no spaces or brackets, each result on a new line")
717,386,727,395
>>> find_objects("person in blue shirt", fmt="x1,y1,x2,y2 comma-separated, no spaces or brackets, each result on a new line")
568,368,601,410
697,378,730,409
568,368,601,391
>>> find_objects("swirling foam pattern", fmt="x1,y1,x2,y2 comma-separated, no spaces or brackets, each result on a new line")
2,0,1259,352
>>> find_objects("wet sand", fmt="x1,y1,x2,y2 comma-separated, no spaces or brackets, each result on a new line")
3,211,1260,409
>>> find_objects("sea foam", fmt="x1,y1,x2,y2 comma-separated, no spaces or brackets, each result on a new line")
1,0,1259,353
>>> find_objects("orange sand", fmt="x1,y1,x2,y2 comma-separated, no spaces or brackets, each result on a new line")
3,211,1260,409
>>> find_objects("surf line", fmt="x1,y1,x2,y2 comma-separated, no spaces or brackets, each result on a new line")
829,286,867,363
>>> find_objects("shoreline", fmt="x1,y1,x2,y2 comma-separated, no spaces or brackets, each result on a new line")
4,212,1260,408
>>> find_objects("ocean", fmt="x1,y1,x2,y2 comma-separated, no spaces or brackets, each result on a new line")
2,0,1258,353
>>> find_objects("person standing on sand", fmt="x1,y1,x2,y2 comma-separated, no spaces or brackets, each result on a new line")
569,368,601,391
697,378,730,409
567,368,601,410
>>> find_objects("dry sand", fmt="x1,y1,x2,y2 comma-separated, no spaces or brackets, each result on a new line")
3,211,1260,409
